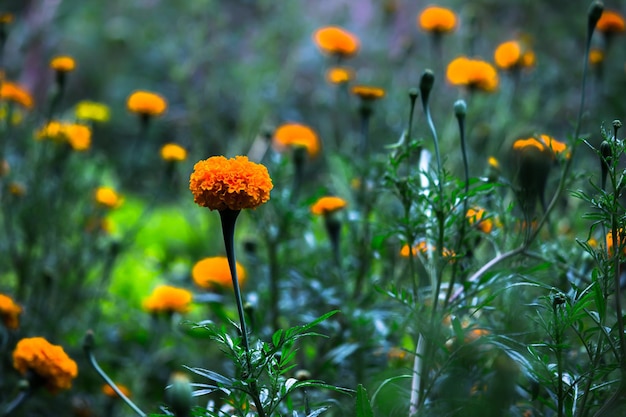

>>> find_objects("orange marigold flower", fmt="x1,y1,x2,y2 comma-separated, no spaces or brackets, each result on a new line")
513,134,569,159
351,85,386,100
192,256,247,290
160,143,187,161
273,123,320,157
494,41,535,70
589,48,604,65
102,383,131,398
313,26,360,57
189,155,273,211
400,241,455,260
95,186,123,209
310,196,348,215
0,293,22,329
126,90,167,117
606,230,626,256
466,207,494,234
50,56,76,72
596,10,625,34
447,57,499,92
143,285,192,314
326,67,355,84
0,81,34,109
64,123,91,151
418,6,457,33
13,337,78,392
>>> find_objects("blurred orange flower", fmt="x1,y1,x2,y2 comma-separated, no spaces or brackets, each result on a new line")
95,186,123,209
192,256,247,290
0,81,34,109
447,57,499,92
313,26,360,57
50,56,76,72
13,337,78,392
127,90,167,117
351,85,386,100
190,156,273,211
143,285,192,314
326,67,355,84
310,196,347,215
160,143,187,161
37,121,91,151
418,6,457,33
0,293,22,329
513,134,569,159
589,48,604,65
466,207,494,234
274,123,320,157
0,13,13,24
494,41,535,70
596,10,625,33
400,241,455,260
102,383,132,398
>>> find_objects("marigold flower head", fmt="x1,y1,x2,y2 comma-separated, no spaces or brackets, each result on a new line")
0,81,34,109
326,67,355,84
310,196,347,215
488,156,500,169
95,186,123,209
75,101,110,122
589,48,604,65
596,10,625,33
447,57,499,92
192,256,247,290
143,285,192,314
64,123,91,151
466,207,494,234
313,26,360,57
494,41,535,70
189,155,273,211
50,56,76,72
0,293,22,329
273,123,320,157
400,241,455,260
513,134,569,159
418,6,457,34
161,143,187,162
102,383,131,398
606,230,626,256
127,90,167,117
13,337,78,392
0,13,13,24
351,85,386,100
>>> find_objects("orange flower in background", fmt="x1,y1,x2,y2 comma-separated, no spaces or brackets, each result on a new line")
189,156,273,211
50,55,76,72
102,383,132,398
0,293,22,329
466,207,495,234
126,90,167,117
447,57,499,92
494,41,535,70
310,196,348,215
513,135,569,159
326,67,355,84
400,241,455,260
513,138,545,152
313,26,360,57
274,123,320,157
0,81,34,109
160,143,187,161
0,13,13,24
596,10,625,34
352,85,386,100
418,6,457,33
606,230,626,256
13,337,78,392
64,123,91,151
192,256,247,290
143,285,192,314
95,186,123,208
589,48,604,64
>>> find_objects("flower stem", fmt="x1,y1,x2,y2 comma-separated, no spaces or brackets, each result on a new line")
2,388,30,416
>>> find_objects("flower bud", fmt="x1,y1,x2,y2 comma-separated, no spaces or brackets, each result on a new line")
167,373,193,417
454,99,467,118
588,1,604,33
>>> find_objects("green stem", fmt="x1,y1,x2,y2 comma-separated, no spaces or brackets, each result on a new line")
2,389,30,416
554,302,564,417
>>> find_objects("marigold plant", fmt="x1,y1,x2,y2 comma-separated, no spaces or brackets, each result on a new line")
273,123,320,157
12,337,78,392
49,55,76,72
494,40,535,70
513,134,569,158
143,285,193,314
313,26,360,57
126,90,167,117
0,293,22,329
418,6,457,33
596,10,625,33
446,57,499,91
310,196,348,215
325,67,354,84
160,143,187,161
189,155,273,211
95,186,123,208
75,101,110,122
0,81,34,109
466,207,495,234
351,85,386,100
192,256,247,290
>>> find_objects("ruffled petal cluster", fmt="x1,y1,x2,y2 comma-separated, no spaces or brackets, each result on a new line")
0,293,22,329
274,123,320,157
13,337,78,392
126,90,167,117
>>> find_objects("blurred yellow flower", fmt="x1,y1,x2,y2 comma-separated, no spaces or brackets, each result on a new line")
273,123,321,157
13,337,78,392
488,156,500,169
8,182,26,196
418,6,457,33
0,13,13,24
160,143,187,161
143,285,192,314
494,41,535,70
0,81,34,109
400,241,455,260
127,90,167,117
589,48,604,65
447,57,499,92
310,196,347,215
192,256,247,290
75,101,110,122
325,67,355,85
351,85,386,100
0,293,22,329
49,56,76,72
95,186,123,209
37,121,91,151
466,207,495,234
313,26,360,57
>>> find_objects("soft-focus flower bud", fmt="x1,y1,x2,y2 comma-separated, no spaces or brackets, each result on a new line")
167,373,193,417
454,99,467,118
588,1,604,33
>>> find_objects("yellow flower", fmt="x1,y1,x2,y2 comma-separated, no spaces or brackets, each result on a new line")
8,182,26,196
192,256,247,290
418,6,457,34
494,41,535,70
466,207,494,234
313,26,360,57
0,13,13,24
310,196,347,215
49,55,76,72
446,57,499,92
325,67,355,84
488,156,500,169
589,48,604,65
0,81,34,109
75,101,110,122
0,293,22,329
160,143,187,161
127,90,167,117
143,285,192,314
189,155,273,211
102,383,132,398
95,186,123,208
273,123,321,158
13,337,78,392
597,10,625,34
400,241,455,260
351,85,386,100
